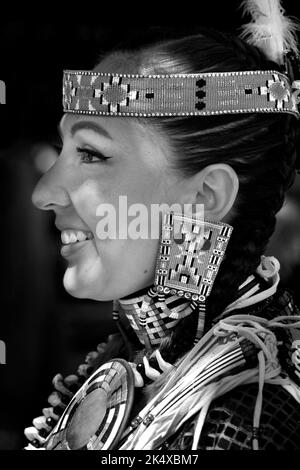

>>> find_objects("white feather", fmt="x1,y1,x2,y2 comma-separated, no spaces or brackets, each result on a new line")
240,0,299,64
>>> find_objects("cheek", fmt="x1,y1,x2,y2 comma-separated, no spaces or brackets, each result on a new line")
117,171,169,215
71,177,113,229
69,167,170,249
102,237,160,293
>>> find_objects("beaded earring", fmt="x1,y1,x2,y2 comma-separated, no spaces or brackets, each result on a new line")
154,212,233,342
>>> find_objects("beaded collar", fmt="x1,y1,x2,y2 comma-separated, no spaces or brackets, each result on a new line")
24,256,283,450
116,256,280,348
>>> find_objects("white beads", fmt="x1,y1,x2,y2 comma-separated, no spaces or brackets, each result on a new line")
154,350,173,372
62,69,298,119
143,356,161,380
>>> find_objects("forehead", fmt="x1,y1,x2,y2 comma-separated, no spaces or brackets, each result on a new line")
59,113,172,168
60,113,139,139
93,52,144,75
59,113,168,152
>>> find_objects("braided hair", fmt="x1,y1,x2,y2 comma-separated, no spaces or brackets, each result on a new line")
95,27,300,364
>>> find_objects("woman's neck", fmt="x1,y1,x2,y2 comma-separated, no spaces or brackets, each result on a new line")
119,284,153,301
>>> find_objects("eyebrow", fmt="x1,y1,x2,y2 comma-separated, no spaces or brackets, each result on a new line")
58,120,112,140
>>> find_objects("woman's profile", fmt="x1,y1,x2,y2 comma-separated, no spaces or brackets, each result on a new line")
25,1,300,450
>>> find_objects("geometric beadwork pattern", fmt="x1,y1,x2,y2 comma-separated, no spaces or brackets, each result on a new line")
165,383,300,450
119,338,248,450
119,292,197,346
155,213,233,301
44,359,134,450
163,289,300,450
62,70,299,118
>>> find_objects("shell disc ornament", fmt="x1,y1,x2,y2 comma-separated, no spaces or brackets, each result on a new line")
44,359,134,450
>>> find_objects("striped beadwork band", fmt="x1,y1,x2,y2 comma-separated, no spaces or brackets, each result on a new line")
62,70,300,118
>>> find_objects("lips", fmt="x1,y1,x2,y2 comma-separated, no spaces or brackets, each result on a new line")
59,229,94,259
61,229,94,245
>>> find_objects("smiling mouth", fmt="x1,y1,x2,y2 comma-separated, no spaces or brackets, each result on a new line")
60,230,94,258
61,229,94,245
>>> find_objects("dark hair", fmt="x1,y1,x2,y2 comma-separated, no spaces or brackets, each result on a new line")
95,27,299,364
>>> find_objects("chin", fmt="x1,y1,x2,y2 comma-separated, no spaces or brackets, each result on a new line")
62,265,116,301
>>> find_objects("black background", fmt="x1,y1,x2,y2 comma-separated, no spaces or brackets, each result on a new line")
0,2,300,450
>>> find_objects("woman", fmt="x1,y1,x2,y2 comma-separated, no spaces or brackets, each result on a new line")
25,8,300,450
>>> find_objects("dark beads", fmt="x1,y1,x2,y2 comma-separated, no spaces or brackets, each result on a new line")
130,416,143,429
136,362,147,382
46,417,56,427
143,414,154,426
136,362,145,373
195,101,206,110
252,427,261,439
31,439,41,448
196,78,206,88
196,89,206,99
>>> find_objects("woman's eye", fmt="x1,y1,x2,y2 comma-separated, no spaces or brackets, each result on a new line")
76,147,112,164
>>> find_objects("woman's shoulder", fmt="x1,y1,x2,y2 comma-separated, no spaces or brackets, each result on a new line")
164,383,300,450
164,288,300,451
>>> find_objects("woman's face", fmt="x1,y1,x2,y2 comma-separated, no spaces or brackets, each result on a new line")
32,114,182,300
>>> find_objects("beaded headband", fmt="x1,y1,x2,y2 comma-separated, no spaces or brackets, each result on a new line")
62,70,300,118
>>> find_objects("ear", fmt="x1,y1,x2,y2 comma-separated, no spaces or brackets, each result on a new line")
182,164,239,221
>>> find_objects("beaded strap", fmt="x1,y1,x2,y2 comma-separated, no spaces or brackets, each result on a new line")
63,70,299,118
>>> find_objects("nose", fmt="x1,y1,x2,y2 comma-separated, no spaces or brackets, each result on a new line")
32,158,71,211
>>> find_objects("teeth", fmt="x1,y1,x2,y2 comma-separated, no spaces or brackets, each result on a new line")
61,229,93,245
77,231,87,242
61,231,70,244
69,232,77,243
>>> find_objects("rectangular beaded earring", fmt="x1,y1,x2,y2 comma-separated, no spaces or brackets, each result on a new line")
154,212,233,342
